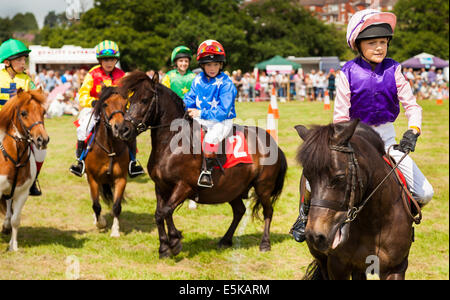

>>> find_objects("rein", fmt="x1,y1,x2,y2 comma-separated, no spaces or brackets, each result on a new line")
311,143,421,225
94,106,126,175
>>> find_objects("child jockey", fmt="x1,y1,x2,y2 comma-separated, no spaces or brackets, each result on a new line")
291,9,434,243
69,40,144,177
183,40,237,188
161,45,197,99
0,38,45,196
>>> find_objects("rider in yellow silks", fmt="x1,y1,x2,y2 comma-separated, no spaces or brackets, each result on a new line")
69,40,144,177
0,38,44,196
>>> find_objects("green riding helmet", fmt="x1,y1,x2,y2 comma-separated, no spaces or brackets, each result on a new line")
171,46,192,65
0,39,31,63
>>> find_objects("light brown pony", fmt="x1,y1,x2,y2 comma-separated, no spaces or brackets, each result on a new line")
84,87,130,237
0,88,49,251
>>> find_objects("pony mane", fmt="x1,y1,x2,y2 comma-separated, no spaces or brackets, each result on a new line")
0,89,46,130
93,86,118,118
118,70,186,116
118,70,154,103
297,124,334,177
297,122,385,177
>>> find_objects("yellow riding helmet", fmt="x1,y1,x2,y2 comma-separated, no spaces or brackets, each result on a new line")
95,40,120,59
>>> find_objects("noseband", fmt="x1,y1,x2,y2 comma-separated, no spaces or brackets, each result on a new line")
17,108,45,145
102,108,125,129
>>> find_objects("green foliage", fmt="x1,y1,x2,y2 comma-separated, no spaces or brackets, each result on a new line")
0,17,13,43
34,0,449,70
390,0,449,61
10,13,38,32
38,0,346,72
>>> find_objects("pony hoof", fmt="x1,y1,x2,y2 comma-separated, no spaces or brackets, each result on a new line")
218,239,233,248
159,249,172,259
170,242,183,256
95,216,107,230
8,243,18,252
259,243,271,252
2,226,11,235
110,231,120,238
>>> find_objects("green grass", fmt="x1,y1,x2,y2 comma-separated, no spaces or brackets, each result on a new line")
0,99,448,279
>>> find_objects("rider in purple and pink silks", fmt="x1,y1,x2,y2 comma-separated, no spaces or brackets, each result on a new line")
291,9,434,243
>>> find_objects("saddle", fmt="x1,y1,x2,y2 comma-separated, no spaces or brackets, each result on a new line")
199,124,253,171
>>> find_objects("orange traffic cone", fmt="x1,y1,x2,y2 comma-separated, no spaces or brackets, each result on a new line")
436,88,443,105
267,88,279,142
323,90,331,110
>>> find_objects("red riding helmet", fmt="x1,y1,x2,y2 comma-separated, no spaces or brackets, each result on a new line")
196,40,226,64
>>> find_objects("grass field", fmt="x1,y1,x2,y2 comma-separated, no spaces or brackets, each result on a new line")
0,99,448,280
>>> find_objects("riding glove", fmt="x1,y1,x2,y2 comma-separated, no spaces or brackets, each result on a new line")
395,129,419,153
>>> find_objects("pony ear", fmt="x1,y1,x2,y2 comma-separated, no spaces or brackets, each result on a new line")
294,125,310,141
331,119,360,145
16,88,24,96
152,72,159,85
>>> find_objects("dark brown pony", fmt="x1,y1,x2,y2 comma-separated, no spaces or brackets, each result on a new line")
116,71,287,258
84,87,130,237
0,88,49,251
295,119,418,280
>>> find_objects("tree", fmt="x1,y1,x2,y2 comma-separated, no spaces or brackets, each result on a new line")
390,0,449,61
11,13,39,32
38,0,358,71
0,17,13,43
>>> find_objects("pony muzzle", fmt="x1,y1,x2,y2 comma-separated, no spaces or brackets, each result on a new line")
118,120,135,141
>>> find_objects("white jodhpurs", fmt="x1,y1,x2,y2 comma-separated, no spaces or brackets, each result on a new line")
195,118,233,146
371,122,434,206
76,107,99,141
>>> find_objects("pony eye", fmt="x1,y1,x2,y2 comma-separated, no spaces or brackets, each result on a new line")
20,110,28,117
328,174,346,188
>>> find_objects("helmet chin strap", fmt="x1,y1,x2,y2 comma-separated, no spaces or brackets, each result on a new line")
5,61,19,77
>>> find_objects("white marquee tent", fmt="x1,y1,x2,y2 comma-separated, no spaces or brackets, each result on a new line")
28,45,98,75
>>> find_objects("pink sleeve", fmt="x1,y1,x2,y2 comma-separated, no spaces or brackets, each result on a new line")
333,72,351,123
395,65,422,130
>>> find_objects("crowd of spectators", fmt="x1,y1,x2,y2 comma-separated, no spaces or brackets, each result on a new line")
27,64,449,120
224,68,339,102
402,66,449,101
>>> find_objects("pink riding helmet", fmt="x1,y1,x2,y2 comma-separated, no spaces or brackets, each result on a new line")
346,9,397,50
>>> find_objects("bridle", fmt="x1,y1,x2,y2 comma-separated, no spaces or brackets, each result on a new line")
93,100,127,175
310,143,422,224
310,143,365,223
0,105,44,199
124,88,161,135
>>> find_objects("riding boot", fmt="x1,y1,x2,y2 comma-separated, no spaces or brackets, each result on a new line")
290,181,311,243
198,156,215,188
69,140,86,177
128,140,144,178
29,171,42,196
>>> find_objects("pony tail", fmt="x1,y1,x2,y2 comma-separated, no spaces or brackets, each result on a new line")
251,148,288,220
